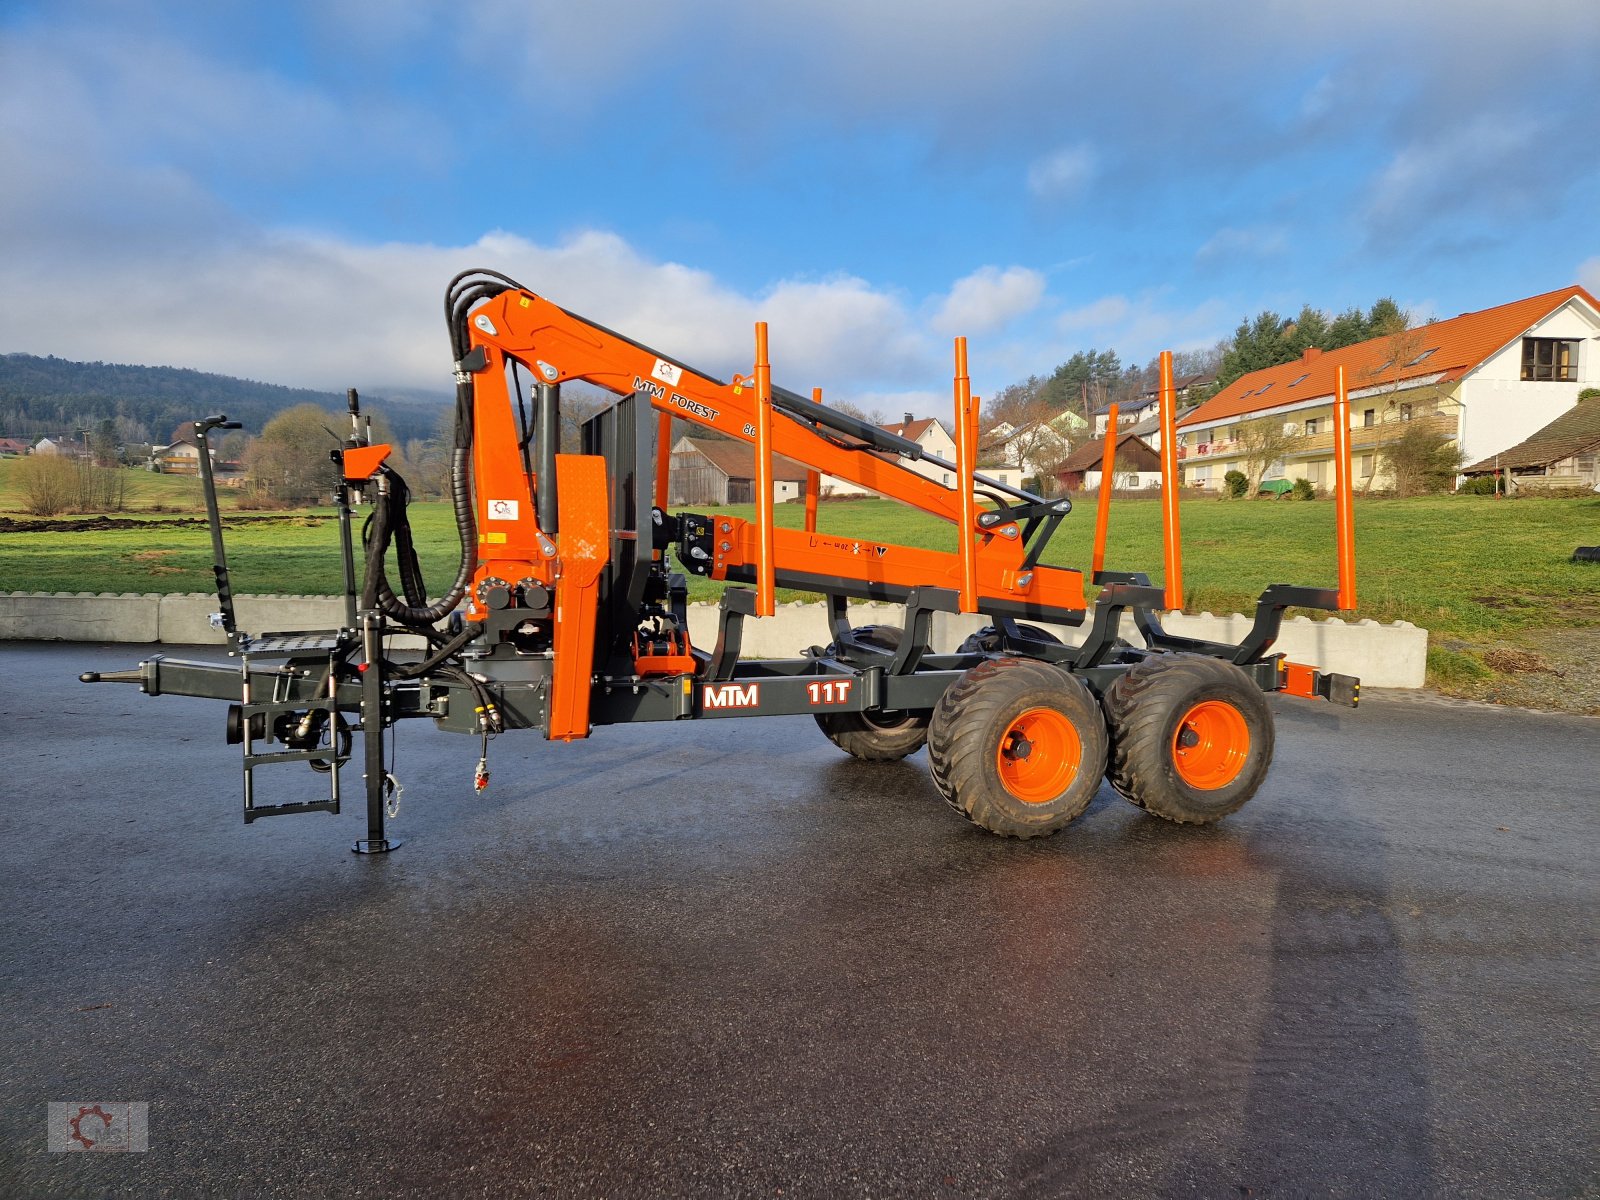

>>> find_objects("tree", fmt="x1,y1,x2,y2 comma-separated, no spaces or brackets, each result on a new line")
91,418,118,467
1366,297,1409,337
14,455,75,515
218,429,252,465
1284,305,1330,358
1326,306,1369,348
983,377,1072,494
1381,423,1463,497
1043,349,1123,416
244,404,341,505
1216,311,1291,388
1235,415,1292,496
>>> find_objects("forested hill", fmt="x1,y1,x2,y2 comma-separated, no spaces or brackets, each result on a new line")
0,353,447,445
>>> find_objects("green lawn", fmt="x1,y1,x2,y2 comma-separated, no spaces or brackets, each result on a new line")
4,474,1598,700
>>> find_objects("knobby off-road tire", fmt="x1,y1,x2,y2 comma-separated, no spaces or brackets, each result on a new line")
814,625,931,761
927,657,1108,839
930,628,1064,804
1102,654,1273,824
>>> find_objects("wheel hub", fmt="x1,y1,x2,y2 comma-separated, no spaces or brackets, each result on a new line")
1171,699,1251,789
994,707,1081,804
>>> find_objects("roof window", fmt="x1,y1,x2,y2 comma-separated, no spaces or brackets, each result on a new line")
1289,374,1308,387
1406,348,1438,367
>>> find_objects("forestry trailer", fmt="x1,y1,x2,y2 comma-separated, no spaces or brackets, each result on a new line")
82,268,1360,852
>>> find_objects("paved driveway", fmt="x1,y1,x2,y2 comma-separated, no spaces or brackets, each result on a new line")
2,642,1595,1197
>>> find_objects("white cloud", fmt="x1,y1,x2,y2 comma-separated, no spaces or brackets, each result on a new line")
1027,145,1096,202
1579,258,1600,294
0,224,953,395
931,266,1046,335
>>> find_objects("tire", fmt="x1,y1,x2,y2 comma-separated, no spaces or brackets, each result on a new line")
1102,654,1274,824
956,623,1063,655
926,657,1108,839
814,625,930,761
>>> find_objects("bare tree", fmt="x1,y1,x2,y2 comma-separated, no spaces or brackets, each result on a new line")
15,455,76,516
984,378,1074,493
1236,415,1292,496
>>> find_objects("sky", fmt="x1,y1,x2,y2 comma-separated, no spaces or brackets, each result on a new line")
3,0,1598,418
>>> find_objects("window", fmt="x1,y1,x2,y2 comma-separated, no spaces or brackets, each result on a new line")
1360,453,1375,477
1289,374,1308,387
1304,418,1319,436
1406,348,1437,367
1257,383,1273,394
1400,403,1413,421
1363,409,1375,427
942,472,951,485
1522,337,1578,381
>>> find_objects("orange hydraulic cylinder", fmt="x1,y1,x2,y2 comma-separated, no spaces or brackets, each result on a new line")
953,338,978,613
1091,403,1119,579
654,409,673,510
1157,350,1184,611
753,323,776,618
1332,365,1358,610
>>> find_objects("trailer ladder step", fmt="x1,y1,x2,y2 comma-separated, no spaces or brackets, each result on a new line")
236,629,353,658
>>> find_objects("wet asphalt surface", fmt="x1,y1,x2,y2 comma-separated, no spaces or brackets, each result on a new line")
1,642,1596,1199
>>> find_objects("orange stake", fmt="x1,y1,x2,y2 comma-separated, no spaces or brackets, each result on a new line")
805,390,823,533
1157,350,1184,611
753,322,776,618
953,338,978,613
1332,364,1358,610
1091,403,1119,580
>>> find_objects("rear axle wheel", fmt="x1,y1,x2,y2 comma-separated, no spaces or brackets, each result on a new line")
1102,654,1273,824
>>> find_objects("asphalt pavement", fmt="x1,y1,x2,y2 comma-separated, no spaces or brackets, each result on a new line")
2,642,1596,1198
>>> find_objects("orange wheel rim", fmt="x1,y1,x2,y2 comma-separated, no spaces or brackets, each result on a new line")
1172,700,1251,789
995,707,1081,804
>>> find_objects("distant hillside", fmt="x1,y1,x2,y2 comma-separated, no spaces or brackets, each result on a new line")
0,353,448,446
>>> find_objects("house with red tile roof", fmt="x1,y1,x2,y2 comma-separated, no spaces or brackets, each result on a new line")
1174,286,1600,493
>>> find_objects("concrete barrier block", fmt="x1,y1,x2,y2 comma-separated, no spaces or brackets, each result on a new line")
1162,610,1427,688
3,591,1429,688
0,591,159,642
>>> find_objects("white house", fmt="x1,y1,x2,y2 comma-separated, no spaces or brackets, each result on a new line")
1175,285,1600,492
820,413,960,497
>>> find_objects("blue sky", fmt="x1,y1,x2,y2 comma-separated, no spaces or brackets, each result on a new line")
3,0,1597,416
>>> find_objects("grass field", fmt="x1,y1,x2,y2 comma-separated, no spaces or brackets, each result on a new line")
0,460,246,515
3,456,1598,702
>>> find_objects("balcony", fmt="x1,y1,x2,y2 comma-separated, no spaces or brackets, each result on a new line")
1179,411,1455,464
